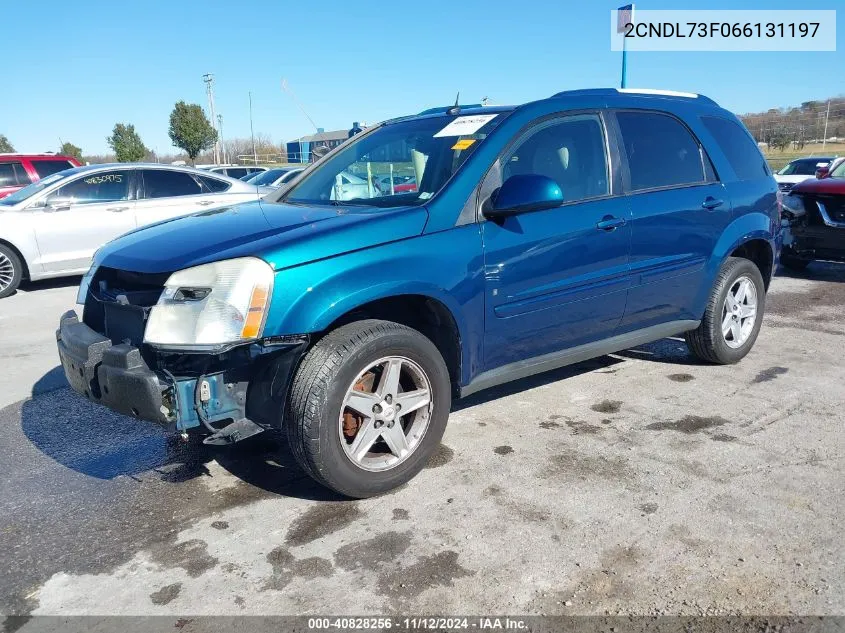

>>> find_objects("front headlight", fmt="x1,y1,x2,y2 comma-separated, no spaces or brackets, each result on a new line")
144,257,274,349
782,194,806,219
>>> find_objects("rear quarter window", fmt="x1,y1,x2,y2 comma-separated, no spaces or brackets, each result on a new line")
700,116,770,181
198,175,231,193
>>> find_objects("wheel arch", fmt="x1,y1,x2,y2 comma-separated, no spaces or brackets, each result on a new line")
0,238,30,280
317,291,464,397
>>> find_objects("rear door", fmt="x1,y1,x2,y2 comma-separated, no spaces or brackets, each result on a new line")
613,110,730,330
30,169,136,274
481,112,631,370
135,169,227,225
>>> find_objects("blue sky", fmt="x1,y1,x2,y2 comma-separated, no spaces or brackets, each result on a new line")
2,0,842,155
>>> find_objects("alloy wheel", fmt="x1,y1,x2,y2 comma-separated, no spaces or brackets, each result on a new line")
338,356,433,472
721,276,758,349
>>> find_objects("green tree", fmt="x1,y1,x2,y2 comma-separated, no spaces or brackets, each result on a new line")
0,134,14,153
107,123,147,162
59,141,82,162
168,101,217,165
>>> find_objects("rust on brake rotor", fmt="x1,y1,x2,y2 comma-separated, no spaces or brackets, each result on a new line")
343,371,376,439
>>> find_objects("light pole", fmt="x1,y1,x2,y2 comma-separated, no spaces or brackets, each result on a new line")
203,73,220,164
217,114,226,163
617,4,634,88
249,91,257,166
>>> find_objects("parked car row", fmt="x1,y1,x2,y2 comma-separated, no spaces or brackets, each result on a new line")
0,163,268,297
0,153,82,199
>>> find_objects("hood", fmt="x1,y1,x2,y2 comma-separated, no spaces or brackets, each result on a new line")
791,177,845,196
97,200,429,274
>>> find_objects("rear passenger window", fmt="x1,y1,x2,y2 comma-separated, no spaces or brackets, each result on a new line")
31,159,75,178
142,170,203,198
616,111,705,191
701,116,770,180
503,114,609,203
0,162,29,187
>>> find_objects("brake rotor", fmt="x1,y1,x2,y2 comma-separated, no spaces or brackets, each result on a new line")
342,371,376,439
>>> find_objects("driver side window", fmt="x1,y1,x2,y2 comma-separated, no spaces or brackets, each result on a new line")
503,114,609,203
49,170,130,205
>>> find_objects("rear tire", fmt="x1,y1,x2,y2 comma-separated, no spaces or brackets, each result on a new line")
286,319,451,498
685,257,765,365
0,244,23,299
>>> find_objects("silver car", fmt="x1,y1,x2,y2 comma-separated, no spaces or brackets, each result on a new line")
0,163,267,297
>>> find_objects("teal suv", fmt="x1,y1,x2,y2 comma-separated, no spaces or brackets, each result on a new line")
57,88,779,497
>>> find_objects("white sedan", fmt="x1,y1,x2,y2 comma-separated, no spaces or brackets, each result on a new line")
0,163,268,297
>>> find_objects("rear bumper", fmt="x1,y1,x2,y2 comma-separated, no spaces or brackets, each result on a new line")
56,311,308,434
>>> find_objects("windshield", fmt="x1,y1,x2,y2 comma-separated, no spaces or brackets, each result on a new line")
251,168,288,186
830,160,845,178
283,113,504,207
0,172,67,206
780,159,829,176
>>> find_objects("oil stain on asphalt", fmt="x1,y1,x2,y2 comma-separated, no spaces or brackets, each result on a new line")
150,539,218,578
668,373,695,383
646,415,729,434
285,503,363,547
392,508,409,521
334,531,412,571
494,445,514,455
591,400,622,414
264,547,334,591
149,582,182,605
752,366,789,384
425,444,454,468
377,551,473,602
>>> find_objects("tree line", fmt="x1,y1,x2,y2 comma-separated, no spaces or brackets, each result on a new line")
739,96,845,151
0,101,229,166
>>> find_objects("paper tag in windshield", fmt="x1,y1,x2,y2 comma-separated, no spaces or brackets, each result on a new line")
434,114,498,138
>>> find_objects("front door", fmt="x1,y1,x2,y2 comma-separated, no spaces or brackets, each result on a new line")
481,113,631,371
31,168,136,274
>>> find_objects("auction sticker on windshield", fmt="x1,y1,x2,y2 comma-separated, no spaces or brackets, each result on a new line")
434,114,498,137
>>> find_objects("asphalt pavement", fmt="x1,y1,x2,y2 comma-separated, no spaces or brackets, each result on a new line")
0,265,843,621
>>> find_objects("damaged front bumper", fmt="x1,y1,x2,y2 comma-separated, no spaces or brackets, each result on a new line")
56,311,308,443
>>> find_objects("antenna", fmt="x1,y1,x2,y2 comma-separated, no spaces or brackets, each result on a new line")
281,78,320,134
447,92,461,116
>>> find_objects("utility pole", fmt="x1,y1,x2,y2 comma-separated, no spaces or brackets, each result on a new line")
249,92,257,166
822,99,831,151
217,114,226,163
203,73,220,164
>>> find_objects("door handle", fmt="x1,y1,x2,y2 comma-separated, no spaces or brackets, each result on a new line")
196,200,215,206
596,216,626,231
702,196,724,210
107,206,130,212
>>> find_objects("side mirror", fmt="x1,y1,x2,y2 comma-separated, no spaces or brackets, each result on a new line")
816,167,830,179
483,174,563,219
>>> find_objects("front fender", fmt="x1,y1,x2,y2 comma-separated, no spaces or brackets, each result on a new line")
263,225,485,386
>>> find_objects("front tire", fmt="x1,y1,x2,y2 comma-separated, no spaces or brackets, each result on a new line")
685,257,766,364
0,244,23,299
286,319,451,498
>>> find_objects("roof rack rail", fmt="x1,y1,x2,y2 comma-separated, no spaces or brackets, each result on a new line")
417,103,483,115
551,88,717,106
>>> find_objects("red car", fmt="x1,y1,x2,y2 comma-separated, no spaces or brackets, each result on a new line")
0,154,82,199
781,159,845,270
